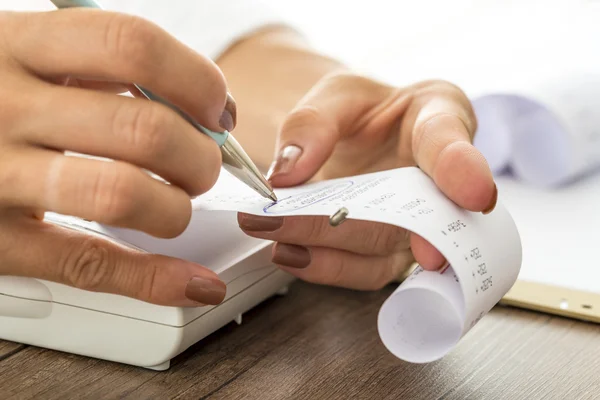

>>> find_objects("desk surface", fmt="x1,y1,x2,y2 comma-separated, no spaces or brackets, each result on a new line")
0,281,599,400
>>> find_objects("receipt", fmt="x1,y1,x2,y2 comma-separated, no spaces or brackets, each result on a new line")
193,167,522,363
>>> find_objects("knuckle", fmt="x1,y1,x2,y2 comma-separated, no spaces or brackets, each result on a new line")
414,79,476,137
304,250,346,287
90,162,139,223
0,76,30,135
287,248,346,288
116,102,171,159
62,237,113,291
300,216,329,242
129,257,158,302
415,113,463,147
103,13,160,74
362,224,404,256
283,105,324,132
326,255,347,287
0,160,21,202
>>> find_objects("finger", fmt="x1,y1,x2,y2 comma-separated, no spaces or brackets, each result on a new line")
0,149,192,238
238,213,410,256
0,216,226,307
407,82,497,212
271,242,414,290
6,9,232,132
267,73,410,187
410,233,446,271
15,82,221,196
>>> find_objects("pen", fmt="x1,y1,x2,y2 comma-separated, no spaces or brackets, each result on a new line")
50,0,278,202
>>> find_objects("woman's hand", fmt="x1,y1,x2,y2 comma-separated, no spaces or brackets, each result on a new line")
0,9,233,306
238,73,496,290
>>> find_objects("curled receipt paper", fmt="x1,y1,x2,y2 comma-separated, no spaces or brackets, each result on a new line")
193,167,523,363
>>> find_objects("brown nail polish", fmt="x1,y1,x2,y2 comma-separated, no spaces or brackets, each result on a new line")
272,243,311,269
482,184,498,215
266,145,303,181
437,260,450,273
185,276,226,305
219,92,237,132
238,214,283,232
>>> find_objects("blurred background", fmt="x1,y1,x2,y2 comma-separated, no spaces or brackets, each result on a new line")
269,0,600,95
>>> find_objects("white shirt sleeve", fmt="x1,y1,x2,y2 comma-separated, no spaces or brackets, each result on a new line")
0,0,293,60
99,0,291,59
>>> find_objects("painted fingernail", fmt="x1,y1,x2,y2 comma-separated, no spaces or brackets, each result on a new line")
266,145,303,181
272,243,311,269
437,260,450,273
482,184,498,215
185,276,226,305
238,214,283,232
219,92,237,132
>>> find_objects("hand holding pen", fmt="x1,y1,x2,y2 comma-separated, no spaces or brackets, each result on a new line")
0,8,237,306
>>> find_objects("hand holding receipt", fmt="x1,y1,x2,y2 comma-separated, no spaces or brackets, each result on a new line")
194,167,523,363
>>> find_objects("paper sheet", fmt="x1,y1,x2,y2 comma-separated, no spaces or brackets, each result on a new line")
497,172,600,294
472,73,600,187
192,167,522,363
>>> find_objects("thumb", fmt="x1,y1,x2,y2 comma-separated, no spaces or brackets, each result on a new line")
266,73,395,187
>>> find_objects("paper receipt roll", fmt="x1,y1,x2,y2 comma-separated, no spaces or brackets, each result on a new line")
193,167,523,363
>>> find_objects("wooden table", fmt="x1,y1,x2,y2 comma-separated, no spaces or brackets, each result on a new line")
0,281,599,400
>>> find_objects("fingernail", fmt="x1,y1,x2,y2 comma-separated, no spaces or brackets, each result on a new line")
185,276,226,305
272,243,311,269
219,92,237,132
238,214,283,232
266,145,303,181
482,184,498,215
437,260,449,273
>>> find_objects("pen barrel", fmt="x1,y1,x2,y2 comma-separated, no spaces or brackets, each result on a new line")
51,0,103,9
220,136,275,201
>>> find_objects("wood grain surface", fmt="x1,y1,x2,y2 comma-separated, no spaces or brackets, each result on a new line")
0,341,25,362
0,281,599,400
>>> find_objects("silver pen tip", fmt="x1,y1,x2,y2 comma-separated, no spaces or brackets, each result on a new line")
219,134,281,203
